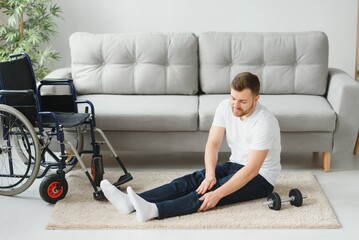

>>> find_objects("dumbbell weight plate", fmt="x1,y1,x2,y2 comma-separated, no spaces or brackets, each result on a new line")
267,192,281,210
289,188,303,207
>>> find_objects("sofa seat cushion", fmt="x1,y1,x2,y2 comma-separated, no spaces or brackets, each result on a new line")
199,94,336,132
199,95,229,131
78,95,198,131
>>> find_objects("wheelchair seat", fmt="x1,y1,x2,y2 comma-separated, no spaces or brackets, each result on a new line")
41,112,91,128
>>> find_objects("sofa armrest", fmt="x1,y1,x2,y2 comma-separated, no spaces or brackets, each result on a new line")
45,67,72,79
327,68,359,153
41,68,72,95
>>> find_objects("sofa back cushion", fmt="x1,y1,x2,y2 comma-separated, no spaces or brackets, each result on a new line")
199,32,329,95
70,32,198,95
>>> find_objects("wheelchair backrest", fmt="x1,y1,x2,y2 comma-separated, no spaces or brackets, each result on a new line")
0,54,38,124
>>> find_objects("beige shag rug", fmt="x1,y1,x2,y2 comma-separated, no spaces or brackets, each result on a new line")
46,170,340,230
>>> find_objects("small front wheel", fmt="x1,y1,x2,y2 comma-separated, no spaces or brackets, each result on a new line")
91,156,104,187
39,174,68,204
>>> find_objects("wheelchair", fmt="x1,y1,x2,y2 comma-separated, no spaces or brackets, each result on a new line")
0,53,132,203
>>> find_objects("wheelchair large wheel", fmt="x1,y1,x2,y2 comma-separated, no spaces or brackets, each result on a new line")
0,104,41,196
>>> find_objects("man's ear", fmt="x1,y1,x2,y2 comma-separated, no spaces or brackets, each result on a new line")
254,95,260,102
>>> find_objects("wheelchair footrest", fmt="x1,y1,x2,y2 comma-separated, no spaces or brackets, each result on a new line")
113,172,133,187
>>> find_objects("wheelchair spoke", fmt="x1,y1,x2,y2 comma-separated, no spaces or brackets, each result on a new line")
0,105,41,195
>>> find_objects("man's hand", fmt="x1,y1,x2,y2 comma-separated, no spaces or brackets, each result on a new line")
197,191,222,212
196,176,217,195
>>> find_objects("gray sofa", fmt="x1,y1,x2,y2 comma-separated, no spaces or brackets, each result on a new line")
45,31,359,172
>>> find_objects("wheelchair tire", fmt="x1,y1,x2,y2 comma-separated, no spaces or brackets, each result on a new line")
39,174,68,204
91,156,104,187
0,104,41,196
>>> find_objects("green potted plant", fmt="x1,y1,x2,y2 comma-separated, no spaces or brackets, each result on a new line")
0,0,62,80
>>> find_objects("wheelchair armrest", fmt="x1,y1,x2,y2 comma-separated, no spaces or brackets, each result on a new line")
76,100,96,126
40,78,73,85
38,78,76,97
0,89,41,111
0,89,34,96
76,100,95,114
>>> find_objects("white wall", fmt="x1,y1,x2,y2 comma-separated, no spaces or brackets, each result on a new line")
46,0,359,77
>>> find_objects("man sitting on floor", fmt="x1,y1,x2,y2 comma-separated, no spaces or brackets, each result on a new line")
100,72,282,222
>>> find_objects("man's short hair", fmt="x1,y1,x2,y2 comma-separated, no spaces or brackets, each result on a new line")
231,72,260,96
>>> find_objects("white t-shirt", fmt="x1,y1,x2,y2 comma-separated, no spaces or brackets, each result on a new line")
212,99,281,186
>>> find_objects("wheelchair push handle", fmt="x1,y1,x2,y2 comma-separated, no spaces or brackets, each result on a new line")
9,53,25,59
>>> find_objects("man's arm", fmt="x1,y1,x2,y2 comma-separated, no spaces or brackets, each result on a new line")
196,126,225,194
198,148,268,212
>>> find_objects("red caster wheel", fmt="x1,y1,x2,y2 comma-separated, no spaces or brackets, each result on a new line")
91,156,104,187
39,174,68,204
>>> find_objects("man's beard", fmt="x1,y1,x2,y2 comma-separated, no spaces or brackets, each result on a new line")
232,103,256,118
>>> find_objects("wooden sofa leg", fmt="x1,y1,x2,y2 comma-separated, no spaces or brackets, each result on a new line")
354,132,359,155
322,152,331,172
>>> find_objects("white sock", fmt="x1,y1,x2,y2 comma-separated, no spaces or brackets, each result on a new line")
127,186,159,223
100,179,134,214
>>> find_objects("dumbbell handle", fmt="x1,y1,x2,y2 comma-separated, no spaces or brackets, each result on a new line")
262,194,308,207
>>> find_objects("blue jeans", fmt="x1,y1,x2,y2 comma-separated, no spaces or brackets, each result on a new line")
139,162,274,219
